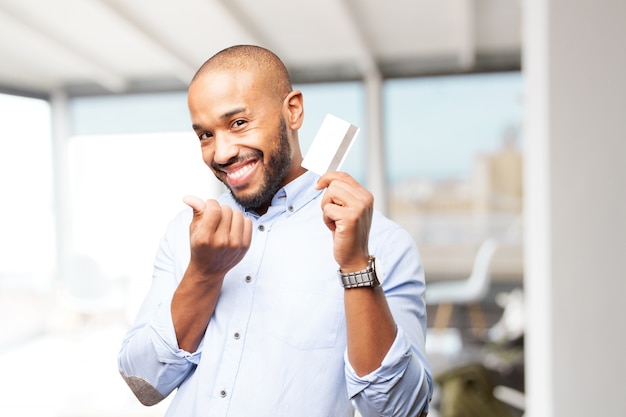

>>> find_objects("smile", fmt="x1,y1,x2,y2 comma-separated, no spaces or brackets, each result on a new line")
221,159,259,188
227,161,256,180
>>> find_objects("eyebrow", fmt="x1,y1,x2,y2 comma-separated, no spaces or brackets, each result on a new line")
191,107,248,131
222,107,247,119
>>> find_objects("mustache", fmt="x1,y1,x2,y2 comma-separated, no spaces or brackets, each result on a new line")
211,150,263,172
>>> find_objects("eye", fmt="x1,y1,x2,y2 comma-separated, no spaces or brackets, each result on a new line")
231,119,246,129
198,131,213,141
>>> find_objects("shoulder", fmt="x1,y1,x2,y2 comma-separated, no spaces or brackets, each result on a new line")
369,211,424,283
370,211,414,247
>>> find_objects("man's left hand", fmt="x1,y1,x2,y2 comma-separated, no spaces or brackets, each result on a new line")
315,171,373,272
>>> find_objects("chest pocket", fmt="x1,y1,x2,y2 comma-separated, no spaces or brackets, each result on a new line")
263,284,344,350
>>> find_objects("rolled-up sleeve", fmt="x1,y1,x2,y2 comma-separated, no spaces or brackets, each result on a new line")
346,219,433,416
345,327,431,417
118,210,199,406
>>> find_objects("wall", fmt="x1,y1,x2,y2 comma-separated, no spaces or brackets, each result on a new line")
524,0,626,415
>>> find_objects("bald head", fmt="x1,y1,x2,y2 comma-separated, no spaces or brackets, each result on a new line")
192,45,293,103
187,45,306,213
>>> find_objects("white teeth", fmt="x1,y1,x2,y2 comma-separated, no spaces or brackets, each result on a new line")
227,162,255,180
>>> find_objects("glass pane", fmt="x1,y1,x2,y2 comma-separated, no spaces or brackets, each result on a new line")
0,93,54,347
384,72,524,280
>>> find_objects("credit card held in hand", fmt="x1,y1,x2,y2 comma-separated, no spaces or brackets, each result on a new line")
301,113,360,176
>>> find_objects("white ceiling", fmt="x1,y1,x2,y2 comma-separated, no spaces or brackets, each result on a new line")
0,0,521,97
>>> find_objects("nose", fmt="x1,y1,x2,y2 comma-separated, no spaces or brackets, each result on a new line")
211,133,239,165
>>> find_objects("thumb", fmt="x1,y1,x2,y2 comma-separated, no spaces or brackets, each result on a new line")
183,195,206,216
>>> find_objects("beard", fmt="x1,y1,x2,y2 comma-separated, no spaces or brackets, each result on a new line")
213,117,292,211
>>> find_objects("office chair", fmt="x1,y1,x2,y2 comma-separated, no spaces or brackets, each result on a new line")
425,238,499,335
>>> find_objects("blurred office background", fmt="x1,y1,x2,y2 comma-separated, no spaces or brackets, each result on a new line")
0,1,624,416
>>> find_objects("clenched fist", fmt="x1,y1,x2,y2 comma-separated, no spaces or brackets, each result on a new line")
183,196,253,280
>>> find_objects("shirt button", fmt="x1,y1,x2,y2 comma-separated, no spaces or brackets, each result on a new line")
245,275,252,283
258,224,265,232
234,332,240,339
288,205,294,212
220,390,227,398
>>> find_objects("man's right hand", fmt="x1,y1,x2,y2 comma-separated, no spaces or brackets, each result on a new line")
183,196,253,280
172,196,252,352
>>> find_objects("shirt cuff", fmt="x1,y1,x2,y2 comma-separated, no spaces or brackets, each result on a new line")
344,326,412,398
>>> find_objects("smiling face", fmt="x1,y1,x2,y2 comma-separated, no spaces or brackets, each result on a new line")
188,67,305,213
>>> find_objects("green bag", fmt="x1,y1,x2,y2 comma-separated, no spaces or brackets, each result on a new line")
435,364,516,417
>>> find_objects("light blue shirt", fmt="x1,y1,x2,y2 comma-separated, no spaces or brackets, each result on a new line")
118,171,432,416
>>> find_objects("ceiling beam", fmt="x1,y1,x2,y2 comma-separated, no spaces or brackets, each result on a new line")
213,0,276,53
337,0,380,78
96,0,198,84
458,0,477,69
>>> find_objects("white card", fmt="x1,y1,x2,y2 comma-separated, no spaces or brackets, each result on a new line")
301,114,360,175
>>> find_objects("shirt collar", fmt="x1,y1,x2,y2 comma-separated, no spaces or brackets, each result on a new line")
272,170,322,217
223,170,323,220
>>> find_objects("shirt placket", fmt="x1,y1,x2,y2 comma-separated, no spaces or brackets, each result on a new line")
211,216,272,416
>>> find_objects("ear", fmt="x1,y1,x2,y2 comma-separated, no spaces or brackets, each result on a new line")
283,90,304,130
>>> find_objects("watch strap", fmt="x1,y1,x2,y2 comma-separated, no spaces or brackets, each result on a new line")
338,256,380,288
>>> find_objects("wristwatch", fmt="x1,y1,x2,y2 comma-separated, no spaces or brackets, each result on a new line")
338,256,380,289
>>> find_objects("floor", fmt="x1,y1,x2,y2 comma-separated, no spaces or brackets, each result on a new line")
0,284,524,417
425,285,525,417
0,287,171,417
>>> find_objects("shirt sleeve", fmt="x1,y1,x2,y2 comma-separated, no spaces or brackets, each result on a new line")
117,209,200,406
345,328,431,416
345,218,433,416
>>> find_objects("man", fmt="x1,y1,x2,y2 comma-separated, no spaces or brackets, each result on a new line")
118,44,432,417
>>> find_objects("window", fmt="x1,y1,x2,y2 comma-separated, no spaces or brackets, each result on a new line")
384,72,524,280
0,94,55,288
0,93,54,348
